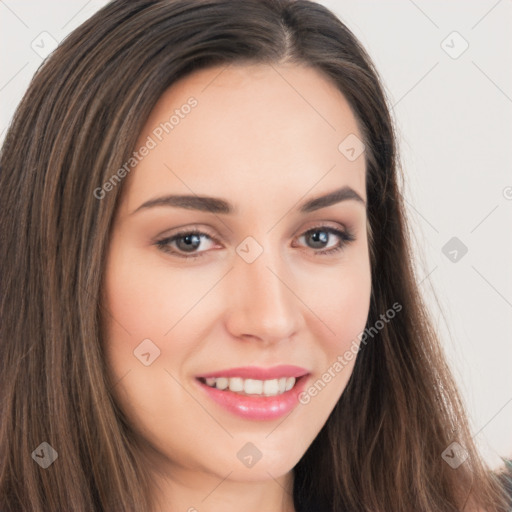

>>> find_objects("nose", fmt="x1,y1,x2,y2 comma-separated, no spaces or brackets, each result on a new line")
223,245,304,345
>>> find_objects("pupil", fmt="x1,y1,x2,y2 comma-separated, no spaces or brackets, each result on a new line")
309,230,328,248
178,234,201,252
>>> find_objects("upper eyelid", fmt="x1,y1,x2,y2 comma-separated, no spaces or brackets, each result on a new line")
159,219,350,239
161,223,348,242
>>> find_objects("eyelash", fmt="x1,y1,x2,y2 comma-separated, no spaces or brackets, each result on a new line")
155,224,356,260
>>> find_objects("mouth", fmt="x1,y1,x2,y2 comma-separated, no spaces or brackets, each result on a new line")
194,366,310,421
196,374,305,397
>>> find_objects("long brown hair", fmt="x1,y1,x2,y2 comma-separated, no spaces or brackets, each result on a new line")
0,0,509,510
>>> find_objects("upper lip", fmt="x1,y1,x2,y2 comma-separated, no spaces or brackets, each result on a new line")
196,365,309,380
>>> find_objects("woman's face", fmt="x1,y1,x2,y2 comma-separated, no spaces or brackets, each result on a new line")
102,63,371,492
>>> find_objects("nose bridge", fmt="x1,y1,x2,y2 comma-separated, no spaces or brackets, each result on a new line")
225,239,302,342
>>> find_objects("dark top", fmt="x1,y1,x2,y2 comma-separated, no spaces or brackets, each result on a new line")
298,460,512,511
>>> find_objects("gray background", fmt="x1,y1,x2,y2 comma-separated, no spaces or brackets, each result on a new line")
1,0,511,468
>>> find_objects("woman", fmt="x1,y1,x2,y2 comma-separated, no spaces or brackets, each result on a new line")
0,0,510,510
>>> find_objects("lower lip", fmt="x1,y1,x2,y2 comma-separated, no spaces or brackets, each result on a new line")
195,376,309,421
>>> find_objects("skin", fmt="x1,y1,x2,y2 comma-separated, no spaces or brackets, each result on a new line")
102,63,372,512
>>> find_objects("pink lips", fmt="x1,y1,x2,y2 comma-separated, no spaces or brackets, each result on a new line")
196,365,309,380
195,365,310,421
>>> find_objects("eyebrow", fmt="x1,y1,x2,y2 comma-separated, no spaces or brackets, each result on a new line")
130,185,366,216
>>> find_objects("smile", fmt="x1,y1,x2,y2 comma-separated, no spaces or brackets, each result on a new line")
198,376,297,396
195,367,310,421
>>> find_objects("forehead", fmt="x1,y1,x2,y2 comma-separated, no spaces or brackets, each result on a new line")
119,63,366,217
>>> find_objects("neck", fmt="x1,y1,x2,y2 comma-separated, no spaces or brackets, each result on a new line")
150,465,296,512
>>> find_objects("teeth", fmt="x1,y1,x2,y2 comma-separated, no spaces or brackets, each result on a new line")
215,377,228,390
228,377,244,393
202,376,297,396
244,379,263,394
285,377,295,391
263,379,279,396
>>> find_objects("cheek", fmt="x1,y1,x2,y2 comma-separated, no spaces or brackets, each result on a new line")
100,245,212,453
102,240,218,345
295,263,371,422
310,254,372,353
100,242,228,415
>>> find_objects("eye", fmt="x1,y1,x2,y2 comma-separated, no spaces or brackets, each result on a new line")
155,225,356,260
155,229,218,259
294,225,356,256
